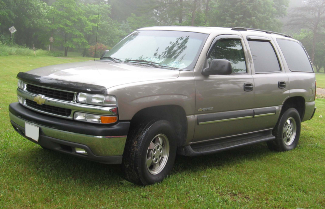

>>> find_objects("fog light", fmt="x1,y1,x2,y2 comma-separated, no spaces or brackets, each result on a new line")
75,148,87,155
74,112,117,124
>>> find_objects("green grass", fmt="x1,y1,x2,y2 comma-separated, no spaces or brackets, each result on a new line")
316,73,325,89
1,55,325,208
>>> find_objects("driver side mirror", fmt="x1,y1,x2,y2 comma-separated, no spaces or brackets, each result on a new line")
202,59,233,76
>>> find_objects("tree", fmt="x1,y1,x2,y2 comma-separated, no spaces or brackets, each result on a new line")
83,1,131,53
48,0,93,56
288,0,325,63
125,0,210,27
209,0,289,31
0,0,49,47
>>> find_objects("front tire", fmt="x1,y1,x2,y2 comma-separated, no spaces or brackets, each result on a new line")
122,119,177,185
267,108,301,151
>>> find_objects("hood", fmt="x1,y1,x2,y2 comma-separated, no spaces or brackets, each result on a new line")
26,61,180,89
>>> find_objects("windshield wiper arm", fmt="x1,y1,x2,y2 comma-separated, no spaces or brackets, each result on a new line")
125,59,179,70
101,56,122,63
124,59,161,68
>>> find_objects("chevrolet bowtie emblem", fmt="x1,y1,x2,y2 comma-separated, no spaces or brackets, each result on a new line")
33,95,46,105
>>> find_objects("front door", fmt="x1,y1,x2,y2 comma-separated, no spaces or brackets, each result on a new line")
193,35,256,143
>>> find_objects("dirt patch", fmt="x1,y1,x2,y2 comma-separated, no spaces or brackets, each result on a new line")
317,88,325,99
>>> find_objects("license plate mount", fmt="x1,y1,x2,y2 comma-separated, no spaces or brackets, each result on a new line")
25,122,39,142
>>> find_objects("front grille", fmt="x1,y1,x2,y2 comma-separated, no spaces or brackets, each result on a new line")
26,99,71,117
27,84,74,101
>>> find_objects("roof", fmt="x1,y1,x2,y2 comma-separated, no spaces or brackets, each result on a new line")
138,26,292,38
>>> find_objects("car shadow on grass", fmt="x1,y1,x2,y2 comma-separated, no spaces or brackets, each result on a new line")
15,141,276,186
17,145,125,187
172,143,275,175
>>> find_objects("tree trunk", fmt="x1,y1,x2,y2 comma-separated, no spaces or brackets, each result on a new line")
64,33,68,57
191,0,199,26
64,47,68,57
311,29,316,64
179,0,183,24
205,0,210,24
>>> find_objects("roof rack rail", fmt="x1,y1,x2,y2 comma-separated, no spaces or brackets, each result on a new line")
231,27,292,38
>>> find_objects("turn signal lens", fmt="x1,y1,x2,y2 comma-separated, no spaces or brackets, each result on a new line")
100,116,118,124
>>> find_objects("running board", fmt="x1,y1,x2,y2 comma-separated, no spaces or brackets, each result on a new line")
178,130,275,156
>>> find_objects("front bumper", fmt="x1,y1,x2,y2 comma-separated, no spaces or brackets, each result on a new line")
9,103,130,164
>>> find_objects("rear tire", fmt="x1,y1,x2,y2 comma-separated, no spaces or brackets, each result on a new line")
122,119,177,185
267,108,301,151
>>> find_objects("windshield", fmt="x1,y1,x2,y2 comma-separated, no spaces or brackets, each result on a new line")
102,30,208,70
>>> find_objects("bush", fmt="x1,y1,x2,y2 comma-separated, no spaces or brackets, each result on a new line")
88,43,108,58
0,34,12,45
48,51,64,57
0,44,54,57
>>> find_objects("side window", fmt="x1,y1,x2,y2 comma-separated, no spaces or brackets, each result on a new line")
248,41,281,73
276,39,313,72
208,39,247,74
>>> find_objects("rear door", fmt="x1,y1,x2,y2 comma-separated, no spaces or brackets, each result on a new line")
246,36,289,130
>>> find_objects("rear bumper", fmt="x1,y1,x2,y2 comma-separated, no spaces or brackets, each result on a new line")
310,107,316,120
9,103,130,164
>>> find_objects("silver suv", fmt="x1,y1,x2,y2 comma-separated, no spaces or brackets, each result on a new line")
9,26,316,185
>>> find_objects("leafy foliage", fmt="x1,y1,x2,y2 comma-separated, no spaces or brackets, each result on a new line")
209,0,289,31
0,0,297,58
0,0,49,48
288,0,325,64
88,43,108,57
47,0,94,56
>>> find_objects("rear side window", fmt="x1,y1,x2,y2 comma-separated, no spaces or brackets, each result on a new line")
276,39,313,72
248,41,281,73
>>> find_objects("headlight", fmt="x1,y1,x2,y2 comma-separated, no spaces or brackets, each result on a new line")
18,80,26,90
74,112,118,124
77,93,117,106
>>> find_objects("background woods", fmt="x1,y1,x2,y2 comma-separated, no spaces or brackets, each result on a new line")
0,0,324,70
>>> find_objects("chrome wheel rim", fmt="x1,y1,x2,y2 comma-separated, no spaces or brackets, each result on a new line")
282,117,297,146
146,134,170,175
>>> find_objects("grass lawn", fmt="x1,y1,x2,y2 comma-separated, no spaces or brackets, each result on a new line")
1,55,325,208
316,73,325,89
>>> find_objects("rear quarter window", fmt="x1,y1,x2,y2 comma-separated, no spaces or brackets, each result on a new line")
276,39,313,72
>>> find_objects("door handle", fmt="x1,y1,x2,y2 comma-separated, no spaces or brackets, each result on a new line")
278,81,286,89
244,83,254,92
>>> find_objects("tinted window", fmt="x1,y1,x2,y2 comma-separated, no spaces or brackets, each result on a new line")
277,39,313,72
208,39,247,74
248,41,281,73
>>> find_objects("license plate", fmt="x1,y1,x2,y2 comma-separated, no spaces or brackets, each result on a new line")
25,122,39,142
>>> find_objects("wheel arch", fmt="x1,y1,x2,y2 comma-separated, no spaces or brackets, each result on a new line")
281,96,305,120
129,105,188,147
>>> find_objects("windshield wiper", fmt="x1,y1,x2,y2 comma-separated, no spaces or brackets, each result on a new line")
125,59,178,70
101,56,122,63
124,59,161,68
